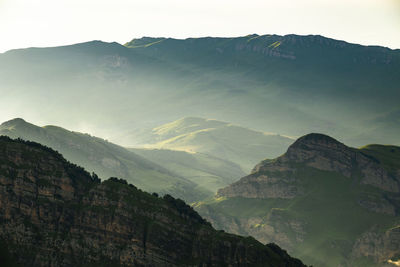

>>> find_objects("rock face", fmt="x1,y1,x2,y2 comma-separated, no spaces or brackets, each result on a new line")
198,133,400,266
0,136,305,267
283,134,400,193
218,133,400,199
351,226,400,264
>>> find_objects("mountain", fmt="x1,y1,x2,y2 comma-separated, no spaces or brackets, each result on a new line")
130,147,246,195
195,133,400,267
0,118,208,202
0,34,399,146
0,136,306,266
131,117,294,172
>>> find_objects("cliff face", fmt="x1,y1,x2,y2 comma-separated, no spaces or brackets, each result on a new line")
0,136,305,267
351,226,400,264
218,133,400,199
198,134,400,266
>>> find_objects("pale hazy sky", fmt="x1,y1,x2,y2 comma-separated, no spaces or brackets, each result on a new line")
0,0,399,53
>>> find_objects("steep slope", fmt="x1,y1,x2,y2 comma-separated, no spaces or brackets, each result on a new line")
196,134,400,267
0,118,208,202
0,136,306,267
130,148,246,195
134,117,294,172
0,34,399,146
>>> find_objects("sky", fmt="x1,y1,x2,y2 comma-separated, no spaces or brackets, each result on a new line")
0,0,399,53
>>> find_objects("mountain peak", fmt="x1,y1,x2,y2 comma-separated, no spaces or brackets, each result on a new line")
290,133,343,148
218,132,400,201
2,117,26,123
179,117,226,125
0,118,44,134
154,117,227,133
284,133,350,166
124,37,165,48
0,118,29,128
179,116,208,123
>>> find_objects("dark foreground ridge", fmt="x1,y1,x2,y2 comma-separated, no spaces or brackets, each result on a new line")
0,136,306,266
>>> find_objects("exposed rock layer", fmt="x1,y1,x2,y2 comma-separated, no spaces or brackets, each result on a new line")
202,134,400,266
218,133,400,199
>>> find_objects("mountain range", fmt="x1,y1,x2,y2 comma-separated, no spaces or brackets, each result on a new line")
0,135,306,266
2,117,399,266
1,33,399,266
0,34,399,146
2,117,281,201
195,133,400,266
0,118,209,202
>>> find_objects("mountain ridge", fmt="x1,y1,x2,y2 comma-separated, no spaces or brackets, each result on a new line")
219,133,400,199
196,133,400,266
2,34,399,55
126,33,399,51
134,117,294,172
0,118,210,202
1,34,399,146
0,135,306,266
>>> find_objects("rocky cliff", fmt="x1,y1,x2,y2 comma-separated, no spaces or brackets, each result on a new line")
0,136,305,267
198,133,400,266
218,133,400,198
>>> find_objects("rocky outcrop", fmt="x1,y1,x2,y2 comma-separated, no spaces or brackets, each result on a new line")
351,226,400,265
0,136,305,267
217,171,299,199
218,133,400,199
285,134,400,193
203,133,400,266
199,205,306,254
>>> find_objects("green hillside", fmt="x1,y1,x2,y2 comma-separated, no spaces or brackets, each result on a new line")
130,148,246,195
195,134,400,267
133,117,294,172
0,34,399,146
360,144,400,171
0,118,208,202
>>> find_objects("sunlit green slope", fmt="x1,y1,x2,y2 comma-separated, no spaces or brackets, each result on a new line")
134,117,294,172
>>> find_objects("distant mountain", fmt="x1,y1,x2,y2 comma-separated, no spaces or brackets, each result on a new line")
130,147,246,194
131,117,294,172
0,34,399,146
0,136,306,266
195,133,400,267
0,118,208,202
